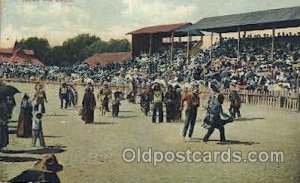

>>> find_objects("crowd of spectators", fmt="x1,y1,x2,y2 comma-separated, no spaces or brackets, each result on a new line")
0,34,299,94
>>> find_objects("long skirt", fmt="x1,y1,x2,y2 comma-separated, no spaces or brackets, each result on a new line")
0,124,9,149
17,111,33,138
82,108,94,124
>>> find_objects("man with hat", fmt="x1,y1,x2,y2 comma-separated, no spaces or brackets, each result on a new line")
203,94,233,142
33,84,47,114
181,82,200,140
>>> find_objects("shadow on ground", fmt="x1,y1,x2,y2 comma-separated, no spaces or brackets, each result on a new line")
1,146,67,155
0,156,41,163
90,122,116,125
44,135,63,138
45,114,69,117
190,138,259,145
116,115,138,119
8,129,17,134
235,117,265,122
120,110,132,113
216,140,260,145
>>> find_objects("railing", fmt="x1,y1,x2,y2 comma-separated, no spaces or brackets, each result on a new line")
2,78,300,112
199,89,300,112
237,90,299,112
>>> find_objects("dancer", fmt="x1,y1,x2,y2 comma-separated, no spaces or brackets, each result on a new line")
203,94,233,142
181,83,200,140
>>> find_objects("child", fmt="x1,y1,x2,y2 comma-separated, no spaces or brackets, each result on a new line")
32,113,45,147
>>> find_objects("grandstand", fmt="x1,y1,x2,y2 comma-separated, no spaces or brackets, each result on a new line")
127,23,203,59
189,6,300,61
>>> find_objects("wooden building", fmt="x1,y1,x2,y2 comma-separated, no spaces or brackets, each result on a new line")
0,41,43,65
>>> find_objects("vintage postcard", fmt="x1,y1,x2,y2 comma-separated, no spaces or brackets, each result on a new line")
0,0,300,182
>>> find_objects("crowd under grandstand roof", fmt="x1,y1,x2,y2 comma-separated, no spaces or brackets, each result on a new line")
127,23,203,57
84,52,131,67
190,6,300,33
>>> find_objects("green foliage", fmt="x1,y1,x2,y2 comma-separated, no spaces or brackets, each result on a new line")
19,34,131,66
19,37,51,64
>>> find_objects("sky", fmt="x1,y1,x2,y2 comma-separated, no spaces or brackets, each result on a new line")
0,0,300,47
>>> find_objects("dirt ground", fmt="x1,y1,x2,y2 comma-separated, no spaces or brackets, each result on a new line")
0,83,300,183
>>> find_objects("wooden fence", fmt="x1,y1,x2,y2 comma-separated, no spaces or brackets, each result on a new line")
236,90,299,112
198,89,300,112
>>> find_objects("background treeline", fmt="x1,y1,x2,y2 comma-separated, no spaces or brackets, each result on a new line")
19,34,131,66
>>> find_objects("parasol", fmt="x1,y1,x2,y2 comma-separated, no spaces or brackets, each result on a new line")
0,85,20,97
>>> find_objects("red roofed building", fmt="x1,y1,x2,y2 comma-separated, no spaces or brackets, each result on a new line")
0,41,43,65
84,52,132,67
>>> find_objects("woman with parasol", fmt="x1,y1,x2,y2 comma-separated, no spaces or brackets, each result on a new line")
0,85,20,150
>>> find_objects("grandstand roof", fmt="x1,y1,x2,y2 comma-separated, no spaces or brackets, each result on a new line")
84,52,131,66
174,23,204,37
127,23,190,35
191,6,300,33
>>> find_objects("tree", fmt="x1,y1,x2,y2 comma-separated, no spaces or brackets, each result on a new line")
19,37,51,65
84,38,131,56
47,46,67,66
107,39,131,52
18,34,131,66
62,34,101,65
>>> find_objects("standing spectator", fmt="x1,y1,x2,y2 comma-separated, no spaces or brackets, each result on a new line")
140,85,152,116
111,91,121,118
67,84,74,108
6,96,16,119
59,83,68,109
71,84,78,107
152,83,164,123
164,85,175,122
229,88,241,118
17,94,33,138
99,83,112,112
82,87,96,124
32,113,45,147
33,84,47,113
181,84,200,140
98,90,108,116
174,85,182,121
